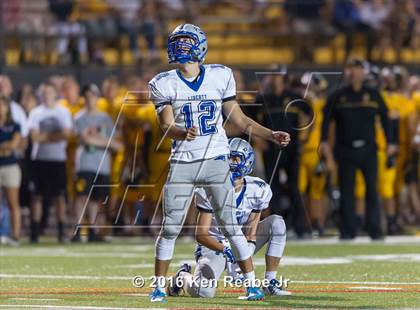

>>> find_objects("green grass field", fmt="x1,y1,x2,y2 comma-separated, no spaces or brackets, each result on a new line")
1,236,419,309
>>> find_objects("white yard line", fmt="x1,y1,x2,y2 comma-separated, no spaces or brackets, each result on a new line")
349,286,403,290
0,306,165,310
0,252,148,258
289,235,420,245
111,264,154,268
0,274,131,280
292,280,420,285
8,298,63,301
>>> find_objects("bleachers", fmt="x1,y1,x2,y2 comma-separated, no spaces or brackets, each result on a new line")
3,1,420,66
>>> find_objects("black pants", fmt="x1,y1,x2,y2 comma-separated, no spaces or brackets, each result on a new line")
336,145,382,238
264,145,307,236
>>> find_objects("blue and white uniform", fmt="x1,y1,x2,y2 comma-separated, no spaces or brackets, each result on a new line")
195,176,272,243
149,23,267,303
149,64,235,162
149,64,251,265
185,177,286,298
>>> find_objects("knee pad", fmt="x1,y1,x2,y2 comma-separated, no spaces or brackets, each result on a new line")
267,215,286,258
161,222,183,240
270,214,286,236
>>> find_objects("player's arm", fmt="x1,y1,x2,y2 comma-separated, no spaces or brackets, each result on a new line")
320,92,336,171
158,105,197,141
243,211,261,243
407,104,417,148
195,210,224,253
377,91,398,156
222,100,290,146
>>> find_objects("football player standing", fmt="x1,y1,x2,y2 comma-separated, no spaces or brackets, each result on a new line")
148,24,290,302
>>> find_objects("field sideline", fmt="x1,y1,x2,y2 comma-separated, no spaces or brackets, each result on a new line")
1,236,419,309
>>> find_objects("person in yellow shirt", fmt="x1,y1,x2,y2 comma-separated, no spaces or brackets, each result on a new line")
136,98,171,230
59,76,85,115
392,68,417,200
354,68,401,234
117,76,171,233
298,74,328,236
405,84,420,224
58,76,85,204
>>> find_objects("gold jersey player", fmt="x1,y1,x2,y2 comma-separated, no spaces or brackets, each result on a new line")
148,24,290,302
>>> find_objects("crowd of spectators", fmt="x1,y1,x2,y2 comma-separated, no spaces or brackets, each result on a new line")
0,0,419,65
0,61,419,245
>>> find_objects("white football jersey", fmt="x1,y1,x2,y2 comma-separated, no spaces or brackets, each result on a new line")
149,64,236,162
195,176,273,242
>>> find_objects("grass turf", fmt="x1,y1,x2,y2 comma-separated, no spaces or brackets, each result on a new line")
0,237,419,309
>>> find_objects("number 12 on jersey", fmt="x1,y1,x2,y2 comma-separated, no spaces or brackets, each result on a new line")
181,100,218,135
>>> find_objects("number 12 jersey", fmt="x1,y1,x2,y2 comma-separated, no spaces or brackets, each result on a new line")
149,64,236,162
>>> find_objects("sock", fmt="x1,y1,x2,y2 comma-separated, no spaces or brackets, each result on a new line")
156,276,166,291
30,221,39,242
57,222,64,241
243,271,256,287
88,227,96,241
387,215,396,225
265,271,277,281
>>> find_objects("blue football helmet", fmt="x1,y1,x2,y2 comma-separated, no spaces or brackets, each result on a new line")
167,24,208,64
229,138,255,179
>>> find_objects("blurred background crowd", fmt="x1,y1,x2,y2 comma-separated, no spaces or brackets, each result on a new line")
1,0,420,66
0,0,419,245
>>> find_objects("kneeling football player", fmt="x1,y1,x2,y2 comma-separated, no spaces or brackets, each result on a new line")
168,138,291,298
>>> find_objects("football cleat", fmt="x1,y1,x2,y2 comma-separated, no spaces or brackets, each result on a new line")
246,286,265,301
0,236,20,247
149,287,167,303
263,279,292,296
167,263,192,297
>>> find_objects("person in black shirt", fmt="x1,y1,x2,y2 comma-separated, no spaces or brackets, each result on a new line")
320,58,397,239
0,96,22,245
257,72,312,238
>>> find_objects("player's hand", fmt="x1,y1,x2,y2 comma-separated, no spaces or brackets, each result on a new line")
271,131,290,147
222,246,236,264
185,126,198,141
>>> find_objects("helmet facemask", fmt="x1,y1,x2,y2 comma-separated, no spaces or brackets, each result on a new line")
167,24,208,64
229,153,246,179
229,150,254,180
168,34,200,64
